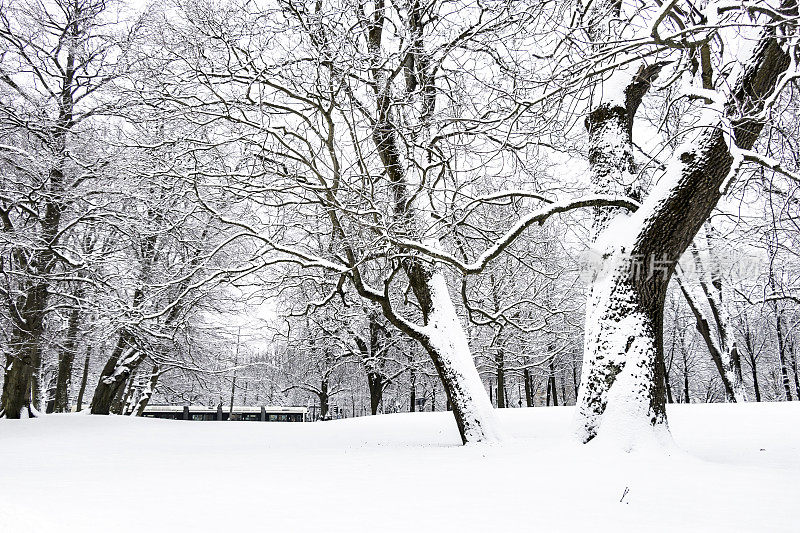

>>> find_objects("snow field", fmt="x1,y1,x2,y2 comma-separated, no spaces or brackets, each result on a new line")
0,402,797,532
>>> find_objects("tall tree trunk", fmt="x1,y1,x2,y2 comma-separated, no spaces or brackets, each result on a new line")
110,376,128,414
546,376,551,406
408,362,417,413
788,340,800,399
401,267,502,443
575,14,793,445
368,373,383,415
120,369,138,415
355,321,387,415
571,356,579,400
368,374,384,415
359,6,500,443
409,367,416,412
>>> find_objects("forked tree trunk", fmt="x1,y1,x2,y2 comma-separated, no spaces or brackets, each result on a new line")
354,316,388,415
360,4,500,443
576,13,793,446
90,332,143,414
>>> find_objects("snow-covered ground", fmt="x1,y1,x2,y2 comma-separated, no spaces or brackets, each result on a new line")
1,403,797,532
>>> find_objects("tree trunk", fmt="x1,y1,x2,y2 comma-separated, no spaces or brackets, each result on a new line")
362,11,500,443
549,359,559,407
2,327,43,418
120,369,138,415
496,348,506,408
683,348,691,404
319,380,329,419
663,356,674,405
788,339,800,399
134,366,160,416
110,377,128,414
524,368,533,407
677,279,737,401
545,376,551,406
409,378,416,412
575,15,793,445
773,307,794,401
403,267,502,443
76,353,90,412
53,307,81,413
368,373,383,415
90,332,143,414
679,243,746,400
749,353,762,403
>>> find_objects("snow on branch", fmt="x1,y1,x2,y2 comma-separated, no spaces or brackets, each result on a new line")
392,195,639,274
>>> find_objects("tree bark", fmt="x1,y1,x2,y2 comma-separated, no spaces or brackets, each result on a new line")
76,353,91,412
524,368,533,407
677,279,737,401
359,4,500,443
355,315,388,415
90,332,143,414
576,12,793,444
53,307,81,413
134,366,160,416
319,380,329,419
683,348,691,404
496,348,506,408
772,304,794,401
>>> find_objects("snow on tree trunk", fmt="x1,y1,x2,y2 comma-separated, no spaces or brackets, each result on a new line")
576,13,794,447
134,366,159,416
413,270,503,443
90,332,144,415
576,248,670,449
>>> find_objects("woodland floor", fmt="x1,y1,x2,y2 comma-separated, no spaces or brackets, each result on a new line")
0,402,797,532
